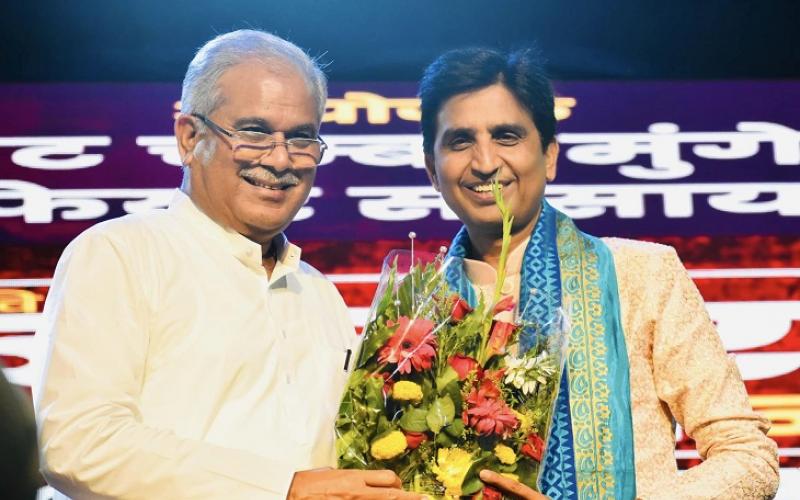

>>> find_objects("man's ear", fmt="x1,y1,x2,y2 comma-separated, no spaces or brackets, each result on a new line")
424,153,440,192
174,114,200,166
544,140,559,182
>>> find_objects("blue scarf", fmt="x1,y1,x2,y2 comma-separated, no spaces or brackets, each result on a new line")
447,201,637,499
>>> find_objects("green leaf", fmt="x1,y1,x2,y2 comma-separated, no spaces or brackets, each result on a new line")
335,428,356,458
441,380,463,414
376,415,392,435
337,429,368,469
497,461,518,473
515,457,540,489
399,407,429,432
397,271,415,314
364,376,385,411
357,319,396,368
421,376,435,400
461,454,490,496
434,431,454,447
335,390,354,427
426,395,455,433
444,418,465,438
461,475,484,496
374,263,397,318
435,365,459,391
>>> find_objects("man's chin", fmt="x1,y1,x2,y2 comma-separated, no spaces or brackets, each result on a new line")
235,210,296,244
462,218,505,236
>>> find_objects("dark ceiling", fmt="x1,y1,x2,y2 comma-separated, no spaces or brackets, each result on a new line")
2,0,799,83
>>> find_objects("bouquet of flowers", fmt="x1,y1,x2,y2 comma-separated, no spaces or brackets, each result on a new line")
335,182,568,499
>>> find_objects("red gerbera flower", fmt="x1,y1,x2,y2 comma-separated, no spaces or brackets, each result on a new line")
378,316,437,374
465,379,519,438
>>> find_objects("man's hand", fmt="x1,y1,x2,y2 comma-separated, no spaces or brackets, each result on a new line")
287,468,426,499
479,470,549,500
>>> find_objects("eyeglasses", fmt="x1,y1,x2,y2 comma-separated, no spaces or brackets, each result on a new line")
191,113,327,168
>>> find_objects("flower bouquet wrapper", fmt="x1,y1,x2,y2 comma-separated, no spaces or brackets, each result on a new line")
335,248,569,499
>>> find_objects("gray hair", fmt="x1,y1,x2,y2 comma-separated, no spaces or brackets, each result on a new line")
180,29,327,120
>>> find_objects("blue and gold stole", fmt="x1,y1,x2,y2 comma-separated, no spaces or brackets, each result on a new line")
446,201,637,500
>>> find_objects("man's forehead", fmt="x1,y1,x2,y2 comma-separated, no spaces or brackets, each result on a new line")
213,61,318,122
216,62,306,97
436,86,533,129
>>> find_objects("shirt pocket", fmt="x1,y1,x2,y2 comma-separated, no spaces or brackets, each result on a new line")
278,335,351,449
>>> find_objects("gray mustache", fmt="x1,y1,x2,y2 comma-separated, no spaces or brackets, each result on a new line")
240,168,301,186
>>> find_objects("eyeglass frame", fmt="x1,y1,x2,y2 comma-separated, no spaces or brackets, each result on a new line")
190,113,328,166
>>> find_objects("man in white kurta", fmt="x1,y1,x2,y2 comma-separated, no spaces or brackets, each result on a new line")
35,29,420,500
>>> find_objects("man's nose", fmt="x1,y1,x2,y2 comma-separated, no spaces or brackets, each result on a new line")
257,141,293,171
470,142,501,178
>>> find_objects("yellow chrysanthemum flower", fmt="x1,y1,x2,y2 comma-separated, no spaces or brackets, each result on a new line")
393,380,424,402
370,431,408,460
430,447,473,497
512,409,532,432
494,444,517,465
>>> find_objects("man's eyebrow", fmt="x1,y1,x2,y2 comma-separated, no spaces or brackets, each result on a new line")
440,127,476,141
284,124,319,137
489,123,529,137
231,116,274,130
230,117,318,136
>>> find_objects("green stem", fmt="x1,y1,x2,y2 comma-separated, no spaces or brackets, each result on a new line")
477,177,514,365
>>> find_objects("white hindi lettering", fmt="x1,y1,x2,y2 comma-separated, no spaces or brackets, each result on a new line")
545,183,800,219
2,180,796,224
0,136,111,170
137,122,800,174
321,92,576,125
319,135,425,168
295,187,322,221
558,121,800,180
0,180,321,224
544,184,699,218
735,121,800,165
345,186,457,221
323,91,421,125
706,184,800,216
136,136,182,166
0,180,169,223
559,123,695,180
340,183,800,221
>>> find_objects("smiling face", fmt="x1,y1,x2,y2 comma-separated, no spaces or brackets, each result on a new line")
175,60,320,245
425,83,558,240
